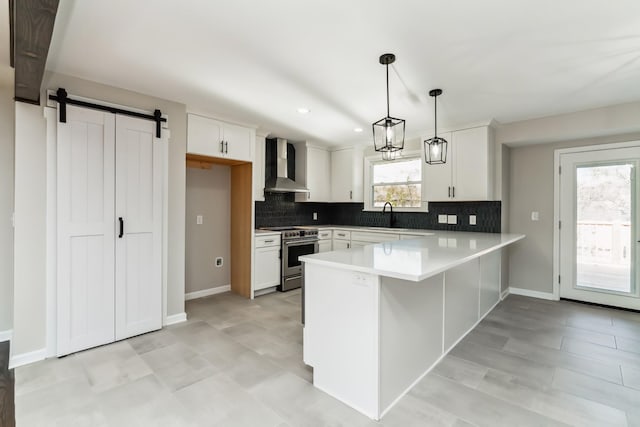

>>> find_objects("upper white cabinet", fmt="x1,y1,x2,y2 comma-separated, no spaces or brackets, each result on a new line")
423,126,494,202
294,143,331,202
331,147,364,202
187,113,255,162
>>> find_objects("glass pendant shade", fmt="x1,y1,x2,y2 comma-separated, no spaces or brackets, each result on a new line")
424,136,448,164
373,53,405,160
424,88,448,165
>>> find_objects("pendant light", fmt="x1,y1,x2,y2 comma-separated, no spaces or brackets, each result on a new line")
373,53,405,161
424,89,448,165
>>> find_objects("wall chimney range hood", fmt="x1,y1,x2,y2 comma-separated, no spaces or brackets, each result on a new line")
264,138,309,193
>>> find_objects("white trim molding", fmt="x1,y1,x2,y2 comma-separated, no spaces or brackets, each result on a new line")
500,288,510,300
164,312,187,326
0,330,12,343
508,287,557,301
185,285,230,301
9,348,47,369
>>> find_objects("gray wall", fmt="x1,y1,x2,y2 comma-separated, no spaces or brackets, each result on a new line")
0,82,14,333
499,102,640,294
186,166,231,294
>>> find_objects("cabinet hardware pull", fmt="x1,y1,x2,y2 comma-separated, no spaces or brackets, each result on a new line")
452,186,455,198
220,141,224,153
448,186,451,198
264,239,274,243
350,190,352,200
224,141,228,153
347,243,350,249
118,217,124,238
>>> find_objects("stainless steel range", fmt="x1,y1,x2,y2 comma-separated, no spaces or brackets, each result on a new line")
260,226,319,291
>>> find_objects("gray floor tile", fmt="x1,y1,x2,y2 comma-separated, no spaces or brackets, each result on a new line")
617,336,640,355
552,368,640,413
562,336,640,367
503,337,623,384
410,373,569,427
431,355,489,389
622,365,640,391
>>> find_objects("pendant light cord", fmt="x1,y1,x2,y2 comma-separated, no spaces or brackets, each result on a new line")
434,94,437,138
386,64,390,118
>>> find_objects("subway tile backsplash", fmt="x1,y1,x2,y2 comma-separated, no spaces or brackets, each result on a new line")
256,193,501,233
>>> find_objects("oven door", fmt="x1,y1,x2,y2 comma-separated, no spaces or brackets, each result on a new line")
282,239,319,278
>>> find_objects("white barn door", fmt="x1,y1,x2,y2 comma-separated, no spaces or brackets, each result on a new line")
115,115,163,340
57,106,164,356
57,106,116,356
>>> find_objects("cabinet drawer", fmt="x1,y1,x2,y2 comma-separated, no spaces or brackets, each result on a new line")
351,231,399,243
255,234,281,248
318,230,332,240
333,230,351,240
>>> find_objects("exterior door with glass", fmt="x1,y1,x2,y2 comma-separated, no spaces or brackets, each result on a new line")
559,145,640,309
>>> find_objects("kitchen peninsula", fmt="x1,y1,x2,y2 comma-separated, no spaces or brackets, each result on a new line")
300,231,525,420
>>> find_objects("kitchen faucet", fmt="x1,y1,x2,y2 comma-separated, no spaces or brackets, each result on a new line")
382,202,396,228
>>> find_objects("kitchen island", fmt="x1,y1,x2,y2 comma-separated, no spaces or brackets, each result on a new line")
300,231,524,420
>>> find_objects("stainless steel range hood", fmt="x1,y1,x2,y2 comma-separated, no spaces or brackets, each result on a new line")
264,138,309,193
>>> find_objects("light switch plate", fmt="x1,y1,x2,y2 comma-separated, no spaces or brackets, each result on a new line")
531,211,540,221
469,215,477,225
313,212,318,220
196,215,203,225
438,214,448,224
447,215,457,225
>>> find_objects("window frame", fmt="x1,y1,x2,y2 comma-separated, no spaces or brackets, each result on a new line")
363,150,427,212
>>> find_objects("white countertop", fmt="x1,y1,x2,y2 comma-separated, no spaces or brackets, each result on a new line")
300,231,524,282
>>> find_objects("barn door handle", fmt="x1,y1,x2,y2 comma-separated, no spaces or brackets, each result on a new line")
119,217,124,238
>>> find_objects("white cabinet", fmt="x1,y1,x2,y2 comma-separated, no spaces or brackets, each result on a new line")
318,229,332,252
187,113,255,162
332,229,351,250
331,147,364,202
423,126,494,202
254,134,266,201
295,143,331,202
333,240,351,250
254,234,281,291
318,240,332,253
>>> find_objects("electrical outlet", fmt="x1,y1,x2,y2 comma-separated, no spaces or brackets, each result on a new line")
447,215,457,225
469,215,477,226
196,215,203,225
313,212,318,221
215,257,223,267
438,214,448,224
531,211,539,221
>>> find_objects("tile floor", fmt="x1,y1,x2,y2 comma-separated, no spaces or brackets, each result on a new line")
15,290,640,426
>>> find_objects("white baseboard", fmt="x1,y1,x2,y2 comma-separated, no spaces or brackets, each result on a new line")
164,312,187,326
500,288,510,300
508,287,557,301
185,285,230,301
9,348,47,369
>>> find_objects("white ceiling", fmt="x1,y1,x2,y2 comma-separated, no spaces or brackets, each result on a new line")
32,1,640,145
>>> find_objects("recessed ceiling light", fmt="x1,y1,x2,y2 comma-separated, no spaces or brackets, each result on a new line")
354,127,363,133
297,107,310,114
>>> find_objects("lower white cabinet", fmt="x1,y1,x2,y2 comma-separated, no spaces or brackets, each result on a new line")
254,235,281,291
318,240,332,253
333,240,350,250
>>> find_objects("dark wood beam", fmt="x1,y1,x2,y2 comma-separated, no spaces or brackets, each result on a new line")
12,0,60,104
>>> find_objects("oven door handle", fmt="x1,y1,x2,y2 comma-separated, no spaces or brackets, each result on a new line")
283,240,319,246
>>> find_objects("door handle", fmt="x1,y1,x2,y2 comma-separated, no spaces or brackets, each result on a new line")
118,217,124,238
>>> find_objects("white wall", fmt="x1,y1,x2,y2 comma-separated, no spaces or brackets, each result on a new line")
11,72,188,357
0,82,14,334
185,166,231,294
498,102,640,294
13,103,48,355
